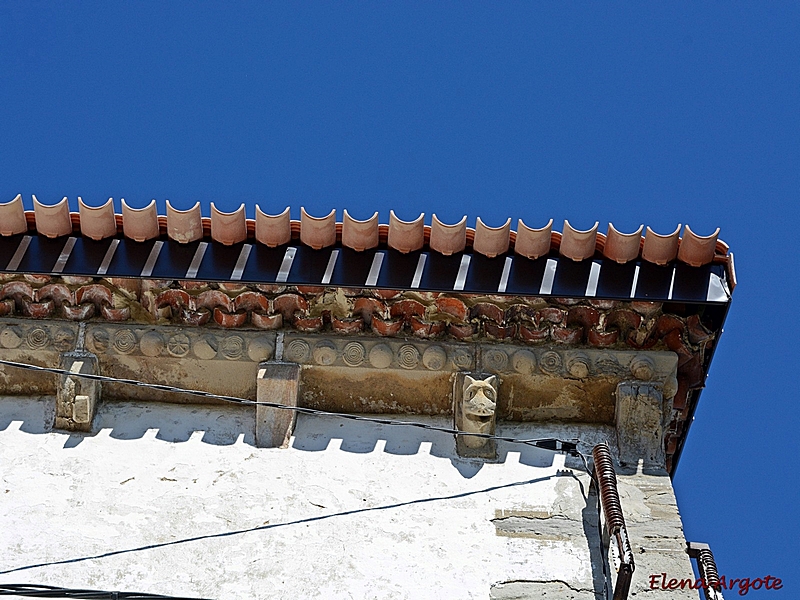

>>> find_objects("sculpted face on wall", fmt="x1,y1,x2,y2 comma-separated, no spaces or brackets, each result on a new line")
455,373,499,458
461,375,498,446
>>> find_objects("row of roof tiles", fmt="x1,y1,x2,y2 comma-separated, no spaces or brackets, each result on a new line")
0,195,728,267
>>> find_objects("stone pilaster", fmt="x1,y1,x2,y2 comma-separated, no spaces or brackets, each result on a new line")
55,351,100,432
255,361,300,448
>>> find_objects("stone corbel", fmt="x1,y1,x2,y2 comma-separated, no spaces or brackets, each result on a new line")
55,351,100,432
454,372,499,459
255,361,300,448
615,381,665,467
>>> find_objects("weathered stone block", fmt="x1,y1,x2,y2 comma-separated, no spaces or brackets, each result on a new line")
255,361,300,448
55,351,100,432
615,382,665,467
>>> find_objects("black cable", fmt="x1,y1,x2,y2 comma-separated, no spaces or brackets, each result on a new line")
0,583,209,599
0,358,579,454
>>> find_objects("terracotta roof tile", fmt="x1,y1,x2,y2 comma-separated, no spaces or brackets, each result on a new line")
255,206,291,247
342,210,379,252
210,203,247,246
166,201,203,244
514,218,553,260
642,224,681,265
300,207,336,250
387,210,424,254
0,194,28,236
559,220,598,261
33,196,72,238
473,217,510,258
603,223,643,264
678,225,719,268
121,199,160,242
1,197,731,273
429,214,466,256
78,197,117,241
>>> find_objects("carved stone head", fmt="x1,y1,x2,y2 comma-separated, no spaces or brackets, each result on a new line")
456,373,499,456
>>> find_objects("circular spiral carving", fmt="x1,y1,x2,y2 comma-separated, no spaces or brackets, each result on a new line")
342,342,366,367
26,328,49,350
113,329,137,354
167,333,191,357
398,344,420,369
221,335,245,360
285,339,310,363
483,348,508,372
539,351,563,375
422,346,446,371
452,348,472,369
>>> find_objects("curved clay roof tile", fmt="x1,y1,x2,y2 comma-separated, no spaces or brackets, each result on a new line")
122,199,160,242
300,207,336,250
166,201,203,244
210,203,247,246
603,223,643,264
678,225,720,267
473,217,511,258
78,197,117,241
642,225,681,266
559,220,598,261
387,211,424,254
514,218,552,260
33,196,72,238
0,194,28,236
342,210,379,252
429,214,466,256
255,206,291,247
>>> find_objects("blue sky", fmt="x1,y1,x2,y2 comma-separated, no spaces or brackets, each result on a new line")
2,2,799,594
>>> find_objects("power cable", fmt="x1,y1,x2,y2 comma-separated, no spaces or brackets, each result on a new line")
0,358,579,454
0,583,209,599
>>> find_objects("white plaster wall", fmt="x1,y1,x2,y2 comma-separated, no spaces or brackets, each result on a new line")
0,398,692,599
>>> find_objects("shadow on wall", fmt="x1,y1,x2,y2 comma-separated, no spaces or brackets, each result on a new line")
0,397,559,477
0,397,255,447
290,413,557,477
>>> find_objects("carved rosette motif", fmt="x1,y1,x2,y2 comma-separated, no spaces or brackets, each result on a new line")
26,328,49,350
113,329,137,354
342,342,365,367
221,335,245,360
285,339,310,363
167,334,191,357
398,345,420,369
281,335,477,371
73,324,278,362
539,351,563,375
483,348,509,372
0,321,80,353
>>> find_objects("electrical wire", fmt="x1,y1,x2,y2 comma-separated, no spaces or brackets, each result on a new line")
0,357,600,599
0,358,579,454
0,583,209,599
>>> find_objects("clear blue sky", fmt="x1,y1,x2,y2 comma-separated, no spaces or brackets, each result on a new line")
2,2,798,594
